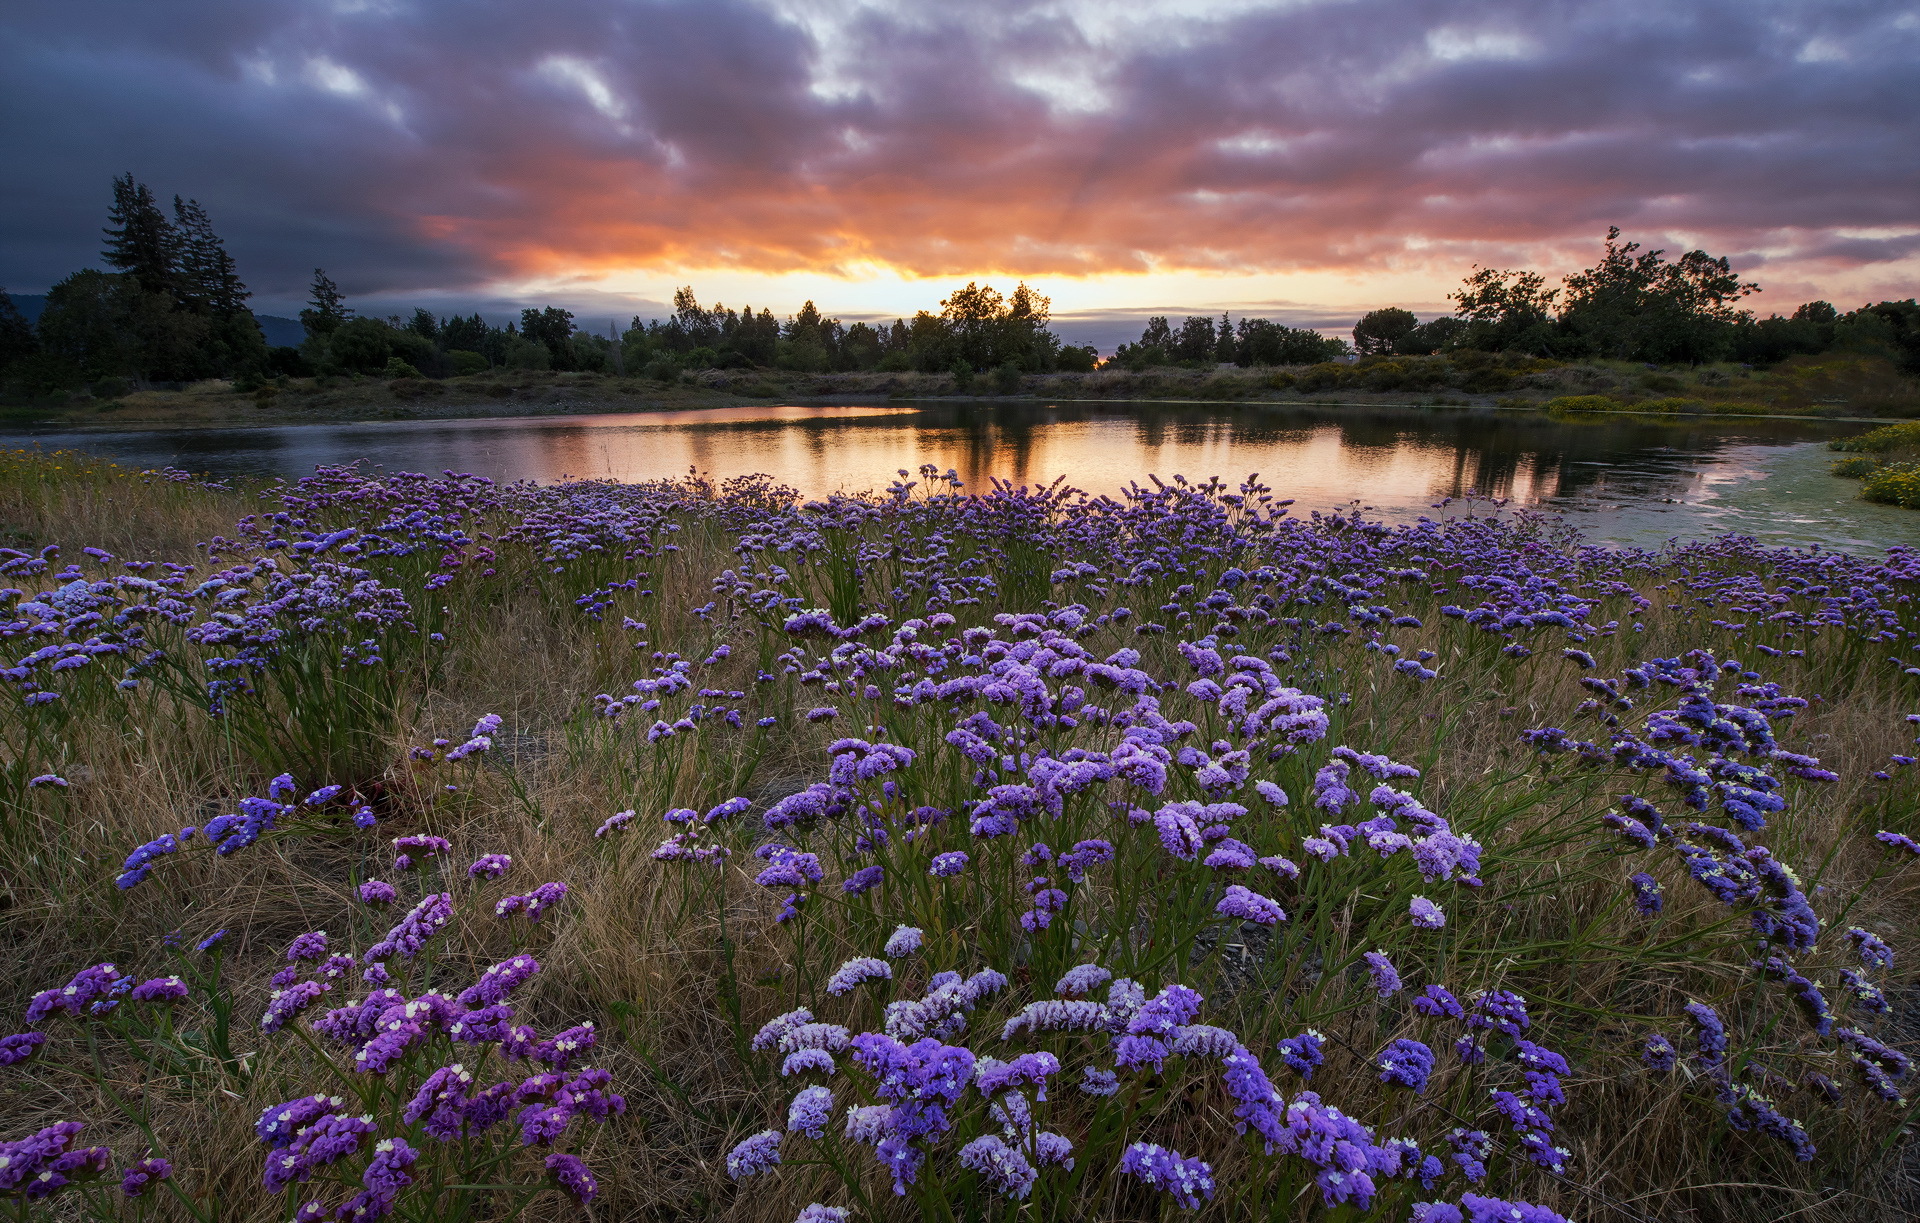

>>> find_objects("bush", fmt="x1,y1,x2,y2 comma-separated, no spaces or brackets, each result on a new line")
992,362,1023,394
1830,420,1920,454
383,357,423,379
1860,461,1920,506
951,359,975,392
90,376,130,400
1542,395,1620,413
1832,456,1879,478
446,350,489,376
1055,345,1098,373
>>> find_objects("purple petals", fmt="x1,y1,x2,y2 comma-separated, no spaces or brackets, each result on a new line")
1216,884,1286,925
1118,1141,1214,1210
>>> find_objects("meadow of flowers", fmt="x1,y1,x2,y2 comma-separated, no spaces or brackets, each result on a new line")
1,448,1918,1222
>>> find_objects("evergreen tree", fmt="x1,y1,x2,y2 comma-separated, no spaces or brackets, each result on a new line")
1214,313,1237,364
101,174,180,296
301,269,351,338
171,197,250,315
0,287,37,370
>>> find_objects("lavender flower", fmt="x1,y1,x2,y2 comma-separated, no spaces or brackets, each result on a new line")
1216,884,1286,925
1629,872,1663,915
1409,896,1446,929
467,853,512,879
545,1152,598,1206
958,1134,1038,1199
1277,1031,1325,1079
1412,985,1463,1019
825,957,892,996
1849,927,1894,972
358,880,397,906
1685,1001,1728,1067
1363,951,1402,997
1379,1039,1436,1092
1118,1141,1214,1210
120,1157,172,1198
929,851,969,877
787,1085,834,1138
883,925,923,957
0,1033,47,1065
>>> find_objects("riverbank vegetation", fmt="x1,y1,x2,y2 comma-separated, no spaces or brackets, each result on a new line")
3,447,1920,1221
1831,423,1920,508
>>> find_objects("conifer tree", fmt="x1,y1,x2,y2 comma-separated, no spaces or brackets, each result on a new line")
101,174,179,296
300,269,351,338
171,196,250,316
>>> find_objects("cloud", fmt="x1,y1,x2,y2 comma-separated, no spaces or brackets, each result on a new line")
0,0,1915,317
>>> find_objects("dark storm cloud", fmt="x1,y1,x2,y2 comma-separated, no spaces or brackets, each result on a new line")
1,0,1915,309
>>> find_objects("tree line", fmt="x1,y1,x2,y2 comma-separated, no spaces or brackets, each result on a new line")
295,280,1104,382
7,186,1917,398
1349,228,1920,372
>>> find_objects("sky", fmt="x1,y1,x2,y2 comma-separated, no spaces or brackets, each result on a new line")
2,0,1917,349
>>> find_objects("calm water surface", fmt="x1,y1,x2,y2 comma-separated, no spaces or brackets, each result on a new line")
6,401,1911,552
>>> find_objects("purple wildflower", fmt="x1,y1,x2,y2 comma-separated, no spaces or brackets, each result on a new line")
467,853,512,879
1216,884,1286,925
121,1157,172,1198
545,1153,598,1207
1379,1038,1436,1092
1118,1142,1214,1210
825,957,892,996
1363,951,1402,997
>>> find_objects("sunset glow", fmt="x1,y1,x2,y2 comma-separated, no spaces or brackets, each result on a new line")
3,0,1917,327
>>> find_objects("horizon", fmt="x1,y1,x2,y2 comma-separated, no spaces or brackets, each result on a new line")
3,1,1917,344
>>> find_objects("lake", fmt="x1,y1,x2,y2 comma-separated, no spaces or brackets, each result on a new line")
5,400,1911,552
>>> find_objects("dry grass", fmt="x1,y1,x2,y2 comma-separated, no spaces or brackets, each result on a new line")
2,453,1918,1223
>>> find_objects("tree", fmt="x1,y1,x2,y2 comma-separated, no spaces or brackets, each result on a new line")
520,307,577,369
406,308,439,340
1233,317,1346,366
1400,316,1464,355
38,269,208,383
323,317,395,373
1352,308,1418,356
1449,266,1560,354
301,269,351,338
101,174,179,296
1557,227,1758,363
1214,314,1237,364
0,287,37,371
1172,316,1215,363
171,197,249,316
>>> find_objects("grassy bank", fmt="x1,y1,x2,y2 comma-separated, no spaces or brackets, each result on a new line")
4,351,1914,431
2,449,1919,1222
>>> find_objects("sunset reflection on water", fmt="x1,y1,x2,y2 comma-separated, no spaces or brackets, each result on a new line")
6,400,1906,549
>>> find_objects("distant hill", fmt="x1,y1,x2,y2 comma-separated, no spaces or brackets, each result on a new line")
255,315,305,347
5,292,306,349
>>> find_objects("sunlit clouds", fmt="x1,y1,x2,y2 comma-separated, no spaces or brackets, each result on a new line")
0,0,1915,321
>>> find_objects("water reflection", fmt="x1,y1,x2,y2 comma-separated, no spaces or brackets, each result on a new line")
4,400,1909,551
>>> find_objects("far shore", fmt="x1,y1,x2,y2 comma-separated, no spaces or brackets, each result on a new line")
2,356,1908,432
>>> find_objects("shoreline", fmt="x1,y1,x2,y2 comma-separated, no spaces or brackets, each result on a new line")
0,392,1889,436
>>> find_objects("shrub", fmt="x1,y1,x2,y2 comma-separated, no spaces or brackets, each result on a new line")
1541,395,1620,413
1860,461,1920,507
446,350,488,376
1830,420,1920,454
